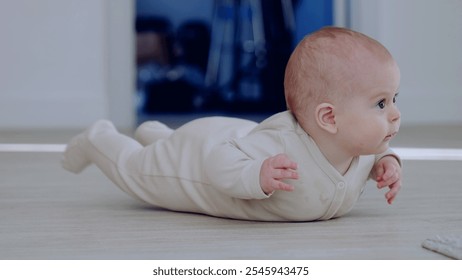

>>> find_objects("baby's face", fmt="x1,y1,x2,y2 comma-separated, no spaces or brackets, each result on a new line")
334,59,401,156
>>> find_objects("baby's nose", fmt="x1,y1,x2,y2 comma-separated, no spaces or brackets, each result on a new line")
390,107,401,123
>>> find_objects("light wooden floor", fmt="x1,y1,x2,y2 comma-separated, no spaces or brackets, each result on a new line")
1,123,461,259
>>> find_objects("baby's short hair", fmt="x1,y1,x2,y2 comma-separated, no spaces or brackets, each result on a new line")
284,26,394,121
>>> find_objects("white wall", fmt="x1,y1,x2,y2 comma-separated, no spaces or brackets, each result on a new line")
349,0,462,125
0,0,134,129
107,0,136,129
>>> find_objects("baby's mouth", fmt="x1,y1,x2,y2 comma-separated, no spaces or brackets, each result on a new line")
385,131,398,140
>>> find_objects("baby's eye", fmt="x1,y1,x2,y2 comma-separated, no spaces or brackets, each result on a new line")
377,99,386,109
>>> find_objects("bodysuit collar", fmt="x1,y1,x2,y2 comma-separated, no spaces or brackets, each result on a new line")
294,122,359,184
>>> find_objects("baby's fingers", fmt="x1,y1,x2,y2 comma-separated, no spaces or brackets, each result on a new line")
385,180,401,204
374,163,385,181
271,179,295,192
270,154,298,170
377,165,399,188
272,168,299,180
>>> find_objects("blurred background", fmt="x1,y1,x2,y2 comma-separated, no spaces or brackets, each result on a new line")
0,0,461,130
135,0,331,121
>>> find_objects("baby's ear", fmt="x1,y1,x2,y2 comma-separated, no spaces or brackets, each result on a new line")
315,103,338,134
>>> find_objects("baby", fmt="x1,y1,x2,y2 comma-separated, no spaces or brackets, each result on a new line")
62,27,402,221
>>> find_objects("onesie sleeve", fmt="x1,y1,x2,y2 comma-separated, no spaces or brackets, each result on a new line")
375,147,402,166
204,131,284,200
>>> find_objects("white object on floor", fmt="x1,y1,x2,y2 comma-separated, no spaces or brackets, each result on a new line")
393,147,462,161
422,234,462,259
1,144,462,161
0,144,66,152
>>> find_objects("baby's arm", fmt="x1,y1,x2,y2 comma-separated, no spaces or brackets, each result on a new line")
372,155,402,204
205,131,297,199
205,140,277,199
260,154,299,195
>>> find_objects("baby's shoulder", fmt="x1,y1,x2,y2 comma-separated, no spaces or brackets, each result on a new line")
254,111,298,132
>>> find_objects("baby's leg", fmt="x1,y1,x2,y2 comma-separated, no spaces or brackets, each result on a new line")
61,120,152,202
134,121,174,146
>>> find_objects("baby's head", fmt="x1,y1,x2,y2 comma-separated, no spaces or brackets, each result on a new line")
284,26,401,155
285,26,398,128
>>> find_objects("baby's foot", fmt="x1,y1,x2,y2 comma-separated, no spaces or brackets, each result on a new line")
61,131,90,174
61,120,115,173
134,121,173,146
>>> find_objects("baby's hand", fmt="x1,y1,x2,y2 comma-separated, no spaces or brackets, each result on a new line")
373,155,402,204
260,154,298,195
